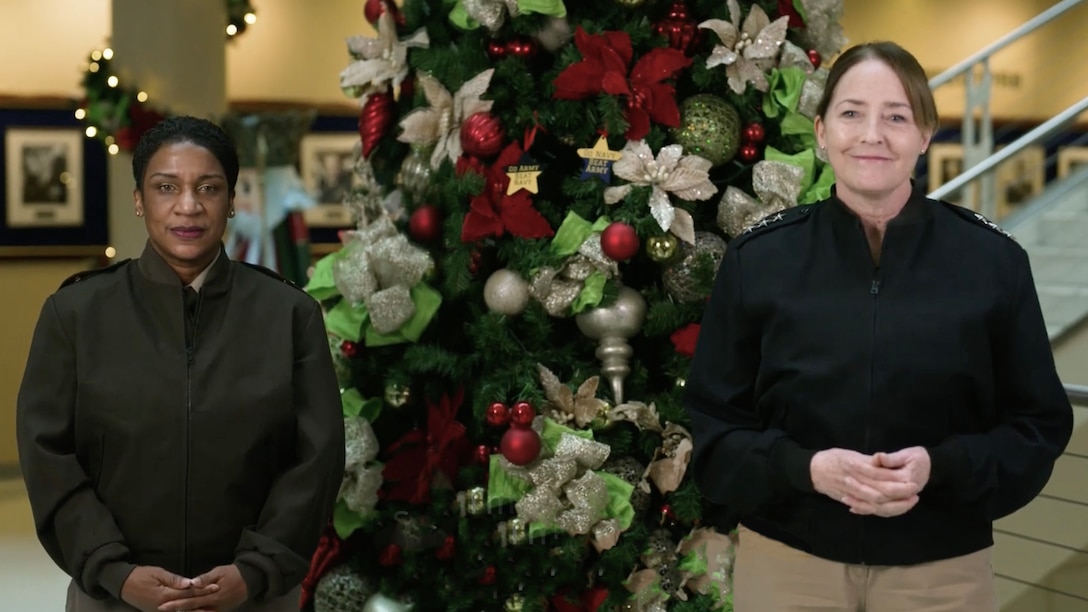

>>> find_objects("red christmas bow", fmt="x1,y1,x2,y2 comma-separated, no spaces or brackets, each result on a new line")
299,525,343,609
551,585,608,612
381,388,470,504
670,322,701,357
553,27,691,141
460,141,554,243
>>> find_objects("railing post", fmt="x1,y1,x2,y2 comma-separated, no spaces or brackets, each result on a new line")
962,59,996,218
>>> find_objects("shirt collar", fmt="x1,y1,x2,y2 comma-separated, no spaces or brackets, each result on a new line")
185,250,220,292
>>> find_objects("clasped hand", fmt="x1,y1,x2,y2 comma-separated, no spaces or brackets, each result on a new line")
810,446,931,517
120,564,248,612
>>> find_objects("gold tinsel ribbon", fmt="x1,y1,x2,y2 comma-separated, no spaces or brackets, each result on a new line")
716,160,804,237
333,216,434,334
510,433,612,536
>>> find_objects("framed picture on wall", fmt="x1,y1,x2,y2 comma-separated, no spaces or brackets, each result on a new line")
1057,145,1088,179
4,128,84,229
0,106,108,257
927,143,971,209
994,144,1045,217
299,132,360,229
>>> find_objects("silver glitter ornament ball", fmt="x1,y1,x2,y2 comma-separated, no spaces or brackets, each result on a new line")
670,94,741,167
601,456,651,516
662,232,727,303
314,564,374,612
483,268,531,316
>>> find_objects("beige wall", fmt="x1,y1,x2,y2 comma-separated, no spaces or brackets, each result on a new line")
0,0,110,98
839,0,1088,122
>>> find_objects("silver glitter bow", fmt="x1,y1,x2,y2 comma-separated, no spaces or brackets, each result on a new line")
462,0,520,32
717,160,804,236
339,416,383,515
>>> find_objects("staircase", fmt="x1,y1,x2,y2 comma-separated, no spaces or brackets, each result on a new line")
1005,166,1088,340
923,1,1088,609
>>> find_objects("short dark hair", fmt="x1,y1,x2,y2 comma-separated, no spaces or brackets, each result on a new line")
132,116,240,192
816,41,938,137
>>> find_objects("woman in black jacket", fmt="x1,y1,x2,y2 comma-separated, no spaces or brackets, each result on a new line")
684,42,1072,611
17,116,345,612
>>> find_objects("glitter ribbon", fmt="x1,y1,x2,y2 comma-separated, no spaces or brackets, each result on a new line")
333,216,434,334
716,160,804,236
511,432,612,535
339,416,383,515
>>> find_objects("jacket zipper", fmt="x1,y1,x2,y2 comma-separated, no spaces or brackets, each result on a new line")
183,292,201,576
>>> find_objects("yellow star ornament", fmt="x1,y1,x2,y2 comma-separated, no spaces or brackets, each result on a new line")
577,136,624,183
505,157,543,195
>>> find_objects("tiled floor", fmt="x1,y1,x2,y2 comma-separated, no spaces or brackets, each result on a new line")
0,477,70,610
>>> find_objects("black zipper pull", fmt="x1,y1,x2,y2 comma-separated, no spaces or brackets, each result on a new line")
871,280,881,295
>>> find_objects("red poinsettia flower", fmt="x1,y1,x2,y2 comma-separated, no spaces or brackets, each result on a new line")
381,388,469,504
553,27,691,140
670,322,701,357
778,0,806,28
460,141,554,243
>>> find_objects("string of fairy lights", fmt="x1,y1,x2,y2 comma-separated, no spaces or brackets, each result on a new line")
77,1,257,154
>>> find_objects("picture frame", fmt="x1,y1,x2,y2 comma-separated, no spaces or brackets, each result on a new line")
926,143,973,209
1057,145,1088,179
0,106,108,257
5,128,84,228
299,132,360,229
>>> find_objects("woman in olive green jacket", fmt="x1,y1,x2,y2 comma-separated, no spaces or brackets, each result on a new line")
17,116,345,612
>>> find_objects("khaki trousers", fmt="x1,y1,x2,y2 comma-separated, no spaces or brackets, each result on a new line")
733,525,997,612
66,581,302,612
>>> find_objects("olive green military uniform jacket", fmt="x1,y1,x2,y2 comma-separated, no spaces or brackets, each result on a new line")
16,243,345,604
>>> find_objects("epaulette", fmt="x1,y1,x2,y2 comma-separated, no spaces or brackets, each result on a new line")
942,203,1016,241
734,204,814,243
59,259,131,289
241,261,302,291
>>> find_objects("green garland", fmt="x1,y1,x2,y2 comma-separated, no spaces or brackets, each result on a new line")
78,0,258,152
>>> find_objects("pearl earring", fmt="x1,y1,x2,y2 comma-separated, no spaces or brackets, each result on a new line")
135,209,142,217
228,209,235,218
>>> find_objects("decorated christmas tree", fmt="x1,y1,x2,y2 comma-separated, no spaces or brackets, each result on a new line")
301,0,845,610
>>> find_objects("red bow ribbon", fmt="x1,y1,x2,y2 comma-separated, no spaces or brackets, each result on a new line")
298,525,344,609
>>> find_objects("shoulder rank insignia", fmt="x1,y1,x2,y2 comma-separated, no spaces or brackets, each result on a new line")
971,212,1016,241
59,259,131,289
241,261,300,289
740,204,812,236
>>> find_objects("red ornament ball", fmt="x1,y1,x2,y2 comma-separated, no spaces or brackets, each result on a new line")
486,402,511,427
601,222,641,261
460,112,505,158
500,427,541,466
510,401,536,428
435,535,456,560
478,565,497,585
486,40,507,61
469,250,482,276
743,122,765,144
339,340,358,358
738,144,760,163
379,543,402,566
409,204,442,244
364,0,404,25
473,444,492,465
807,49,822,69
507,37,538,59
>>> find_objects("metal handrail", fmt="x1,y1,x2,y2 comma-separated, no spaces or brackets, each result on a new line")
1067,384,1088,406
928,0,1086,89
928,95,1088,202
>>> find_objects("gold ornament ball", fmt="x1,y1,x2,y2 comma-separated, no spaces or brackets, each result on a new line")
465,486,487,515
384,384,411,408
646,234,679,262
396,145,433,199
670,94,741,167
507,517,529,545
504,595,526,612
